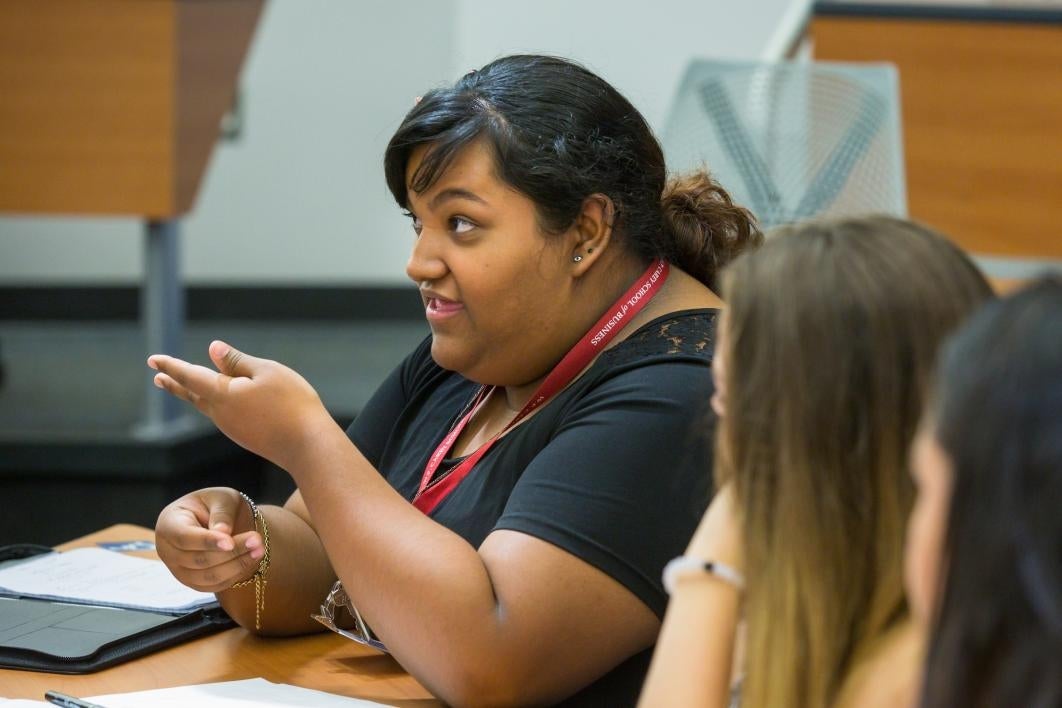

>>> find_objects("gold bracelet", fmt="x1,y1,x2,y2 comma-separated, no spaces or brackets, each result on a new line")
230,491,271,630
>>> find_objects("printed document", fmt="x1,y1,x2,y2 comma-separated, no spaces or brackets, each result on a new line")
0,678,392,706
0,548,214,614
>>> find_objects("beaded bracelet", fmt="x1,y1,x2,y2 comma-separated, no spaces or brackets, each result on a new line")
663,555,745,595
229,491,271,630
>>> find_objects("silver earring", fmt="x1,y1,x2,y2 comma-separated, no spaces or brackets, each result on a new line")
573,255,583,262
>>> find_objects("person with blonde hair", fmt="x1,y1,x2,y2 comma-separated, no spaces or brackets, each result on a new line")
640,216,992,708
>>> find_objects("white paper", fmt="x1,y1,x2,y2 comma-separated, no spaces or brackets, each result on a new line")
92,678,391,707
1,679,393,706
0,548,215,614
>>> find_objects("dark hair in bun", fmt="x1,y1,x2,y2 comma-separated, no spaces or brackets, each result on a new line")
385,54,761,289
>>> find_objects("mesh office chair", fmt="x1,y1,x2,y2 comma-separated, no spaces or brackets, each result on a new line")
661,59,906,229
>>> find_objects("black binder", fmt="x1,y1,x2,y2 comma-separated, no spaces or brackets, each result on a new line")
0,544,235,674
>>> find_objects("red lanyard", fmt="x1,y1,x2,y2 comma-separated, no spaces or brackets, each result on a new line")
412,259,670,514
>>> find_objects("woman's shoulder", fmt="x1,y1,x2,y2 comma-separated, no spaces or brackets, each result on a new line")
603,308,720,367
533,309,718,445
832,620,925,708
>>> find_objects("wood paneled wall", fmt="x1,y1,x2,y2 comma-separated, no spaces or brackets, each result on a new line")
811,14,1062,259
0,0,262,218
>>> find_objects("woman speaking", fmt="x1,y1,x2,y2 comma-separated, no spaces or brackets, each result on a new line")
149,55,760,706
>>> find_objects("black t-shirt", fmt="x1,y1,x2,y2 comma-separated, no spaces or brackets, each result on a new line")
347,308,719,706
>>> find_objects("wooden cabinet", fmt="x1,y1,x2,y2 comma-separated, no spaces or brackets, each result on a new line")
0,0,263,217
812,8,1062,259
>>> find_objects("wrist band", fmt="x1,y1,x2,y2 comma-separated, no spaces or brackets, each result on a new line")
229,491,271,630
663,555,745,595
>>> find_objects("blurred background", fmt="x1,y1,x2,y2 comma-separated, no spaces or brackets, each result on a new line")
0,0,1059,544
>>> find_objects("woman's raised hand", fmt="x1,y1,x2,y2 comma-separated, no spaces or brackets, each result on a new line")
155,487,264,593
147,340,334,470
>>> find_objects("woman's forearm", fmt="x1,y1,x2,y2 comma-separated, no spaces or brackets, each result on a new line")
284,421,550,704
216,503,337,636
638,578,740,707
640,484,744,707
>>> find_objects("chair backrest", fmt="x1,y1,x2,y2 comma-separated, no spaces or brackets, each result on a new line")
661,59,906,229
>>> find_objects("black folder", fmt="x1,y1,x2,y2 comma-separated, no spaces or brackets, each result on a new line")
0,544,234,674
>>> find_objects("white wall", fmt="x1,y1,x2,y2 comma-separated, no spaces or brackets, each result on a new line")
454,0,805,130
0,0,804,286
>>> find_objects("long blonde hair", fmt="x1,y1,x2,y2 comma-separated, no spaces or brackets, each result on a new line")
717,216,991,708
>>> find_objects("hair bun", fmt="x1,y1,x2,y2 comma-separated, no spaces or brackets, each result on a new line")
661,171,762,289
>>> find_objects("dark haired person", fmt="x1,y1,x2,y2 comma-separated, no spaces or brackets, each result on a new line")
906,275,1062,708
148,55,761,705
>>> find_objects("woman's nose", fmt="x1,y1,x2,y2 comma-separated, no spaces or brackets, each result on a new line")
405,231,448,285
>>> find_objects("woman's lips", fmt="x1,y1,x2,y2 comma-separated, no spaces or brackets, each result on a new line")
425,297,464,321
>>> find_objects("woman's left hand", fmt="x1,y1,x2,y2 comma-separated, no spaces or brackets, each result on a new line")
148,340,334,470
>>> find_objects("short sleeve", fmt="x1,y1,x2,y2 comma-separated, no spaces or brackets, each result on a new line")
347,335,435,467
492,359,715,618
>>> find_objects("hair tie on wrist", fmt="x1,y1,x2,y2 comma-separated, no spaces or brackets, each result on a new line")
663,555,745,595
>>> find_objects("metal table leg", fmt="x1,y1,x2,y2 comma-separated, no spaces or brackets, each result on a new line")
134,218,196,439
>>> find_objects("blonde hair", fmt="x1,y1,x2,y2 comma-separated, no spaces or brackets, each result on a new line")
717,216,991,708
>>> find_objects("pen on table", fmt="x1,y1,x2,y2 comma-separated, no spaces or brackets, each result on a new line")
43,690,109,708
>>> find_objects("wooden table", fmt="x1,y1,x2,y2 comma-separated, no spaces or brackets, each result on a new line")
0,525,439,706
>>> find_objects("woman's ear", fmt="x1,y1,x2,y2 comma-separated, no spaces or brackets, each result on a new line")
569,194,615,276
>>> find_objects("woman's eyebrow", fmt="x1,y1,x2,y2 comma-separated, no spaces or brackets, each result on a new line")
428,188,489,210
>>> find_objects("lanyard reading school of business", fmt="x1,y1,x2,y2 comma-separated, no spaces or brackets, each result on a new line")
412,258,671,515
